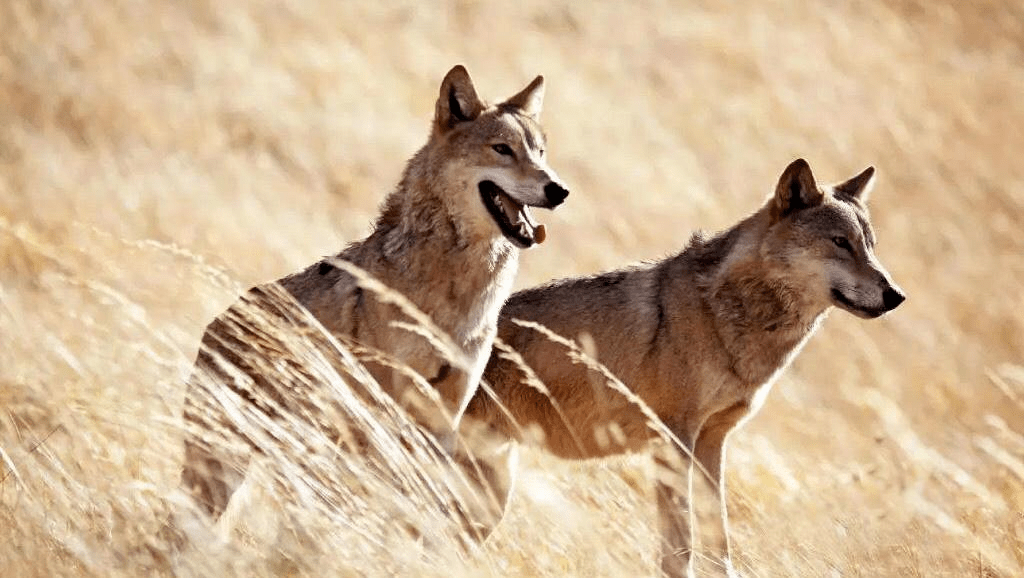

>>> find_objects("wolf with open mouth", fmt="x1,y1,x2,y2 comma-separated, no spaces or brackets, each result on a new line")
179,66,569,542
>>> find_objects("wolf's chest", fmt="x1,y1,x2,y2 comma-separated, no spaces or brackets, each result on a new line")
442,280,510,349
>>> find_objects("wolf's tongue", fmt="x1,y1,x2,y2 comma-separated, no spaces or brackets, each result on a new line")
533,223,547,244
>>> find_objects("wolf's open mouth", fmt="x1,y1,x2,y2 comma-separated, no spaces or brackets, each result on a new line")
479,180,547,248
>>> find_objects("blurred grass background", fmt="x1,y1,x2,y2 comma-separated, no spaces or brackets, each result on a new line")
2,0,1023,576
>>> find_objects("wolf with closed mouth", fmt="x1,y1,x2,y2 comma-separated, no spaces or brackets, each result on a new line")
464,159,904,576
180,65,569,526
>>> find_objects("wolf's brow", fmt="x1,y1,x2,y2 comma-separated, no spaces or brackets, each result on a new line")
513,114,542,151
857,213,876,247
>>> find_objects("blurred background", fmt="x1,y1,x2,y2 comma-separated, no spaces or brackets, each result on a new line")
2,1,1023,576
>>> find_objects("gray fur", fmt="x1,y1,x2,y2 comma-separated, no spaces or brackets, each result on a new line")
463,159,905,577
180,65,569,524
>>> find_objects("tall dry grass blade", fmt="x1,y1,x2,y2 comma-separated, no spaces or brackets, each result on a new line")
508,318,710,482
177,274,500,568
327,258,471,373
858,387,1006,508
490,337,589,455
73,221,241,293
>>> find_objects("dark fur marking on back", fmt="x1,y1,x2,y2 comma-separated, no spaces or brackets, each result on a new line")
350,286,364,340
686,227,742,271
318,261,334,275
599,271,628,288
649,267,668,354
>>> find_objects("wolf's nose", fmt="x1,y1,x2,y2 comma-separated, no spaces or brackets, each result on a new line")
544,182,569,207
882,287,906,310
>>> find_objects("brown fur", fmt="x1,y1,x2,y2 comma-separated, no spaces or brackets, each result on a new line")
463,159,905,576
180,65,568,524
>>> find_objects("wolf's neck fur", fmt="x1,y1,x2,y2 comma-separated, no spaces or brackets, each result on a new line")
356,165,519,345
686,210,828,387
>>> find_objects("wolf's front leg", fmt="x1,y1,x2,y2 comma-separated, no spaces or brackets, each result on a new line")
653,442,695,578
451,437,518,544
693,406,748,577
390,359,468,453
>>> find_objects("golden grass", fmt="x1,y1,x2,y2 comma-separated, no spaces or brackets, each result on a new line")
3,0,1024,576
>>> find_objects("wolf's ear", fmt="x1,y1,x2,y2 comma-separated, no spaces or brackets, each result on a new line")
771,158,823,222
502,75,545,120
435,65,485,132
833,166,876,202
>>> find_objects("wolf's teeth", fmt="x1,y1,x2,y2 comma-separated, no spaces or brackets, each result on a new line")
521,206,538,227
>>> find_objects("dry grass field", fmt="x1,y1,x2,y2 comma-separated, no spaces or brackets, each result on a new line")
3,1,1024,576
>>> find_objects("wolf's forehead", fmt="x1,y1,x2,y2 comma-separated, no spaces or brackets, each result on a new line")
855,210,876,247
815,201,876,246
488,111,546,149
846,200,876,246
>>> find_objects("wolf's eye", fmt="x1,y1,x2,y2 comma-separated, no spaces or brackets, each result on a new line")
492,144,515,157
832,237,853,252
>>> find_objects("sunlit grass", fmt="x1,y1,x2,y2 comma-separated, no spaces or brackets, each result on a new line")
3,1,1024,576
